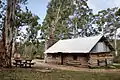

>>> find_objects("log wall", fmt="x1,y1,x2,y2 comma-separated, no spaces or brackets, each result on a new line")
89,53,113,67
46,53,114,67
46,53,89,67
46,54,61,64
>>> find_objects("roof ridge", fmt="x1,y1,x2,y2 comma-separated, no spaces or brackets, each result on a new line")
60,34,103,41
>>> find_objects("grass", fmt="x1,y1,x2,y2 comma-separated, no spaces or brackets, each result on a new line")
0,68,120,80
113,64,120,69
89,65,120,69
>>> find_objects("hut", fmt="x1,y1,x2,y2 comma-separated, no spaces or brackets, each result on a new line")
44,35,114,67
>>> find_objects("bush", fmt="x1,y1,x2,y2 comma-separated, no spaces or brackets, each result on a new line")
35,55,44,59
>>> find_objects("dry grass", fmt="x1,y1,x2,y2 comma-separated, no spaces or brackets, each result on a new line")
0,68,120,80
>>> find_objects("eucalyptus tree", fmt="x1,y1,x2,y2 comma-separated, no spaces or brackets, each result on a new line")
94,7,120,56
16,7,40,41
68,0,96,37
0,0,41,67
41,0,75,49
41,0,94,49
1,0,28,67
3,0,18,67
11,5,41,60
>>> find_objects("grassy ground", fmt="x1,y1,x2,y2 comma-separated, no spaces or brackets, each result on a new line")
0,68,120,80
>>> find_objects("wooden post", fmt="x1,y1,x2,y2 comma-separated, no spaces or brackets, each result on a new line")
60,53,63,65
97,59,100,66
105,59,107,66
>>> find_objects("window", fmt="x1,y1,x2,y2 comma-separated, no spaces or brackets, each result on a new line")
73,56,77,60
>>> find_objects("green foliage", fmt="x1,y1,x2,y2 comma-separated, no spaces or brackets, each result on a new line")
94,7,120,37
115,8,120,16
15,5,41,59
41,0,95,41
41,0,75,40
69,0,96,37
18,41,44,59
0,0,42,62
0,0,40,43
16,7,40,42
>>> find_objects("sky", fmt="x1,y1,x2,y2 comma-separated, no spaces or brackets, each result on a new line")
26,0,50,24
26,0,120,24
87,0,120,14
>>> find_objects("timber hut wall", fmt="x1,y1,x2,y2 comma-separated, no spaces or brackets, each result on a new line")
46,52,113,67
46,53,89,67
89,53,113,67
46,53,61,64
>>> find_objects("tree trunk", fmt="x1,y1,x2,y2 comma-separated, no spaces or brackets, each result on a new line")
114,29,117,56
47,3,62,48
44,40,47,63
4,0,16,67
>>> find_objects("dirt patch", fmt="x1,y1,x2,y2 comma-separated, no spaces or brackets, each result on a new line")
33,59,120,73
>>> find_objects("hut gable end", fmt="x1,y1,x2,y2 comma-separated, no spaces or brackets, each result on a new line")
90,41,110,53
90,37,114,53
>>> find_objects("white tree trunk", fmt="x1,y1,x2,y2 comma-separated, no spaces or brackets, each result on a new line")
4,0,16,67
44,40,48,63
114,29,117,56
12,28,18,55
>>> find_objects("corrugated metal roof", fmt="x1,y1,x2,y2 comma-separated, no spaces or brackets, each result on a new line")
44,34,103,53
